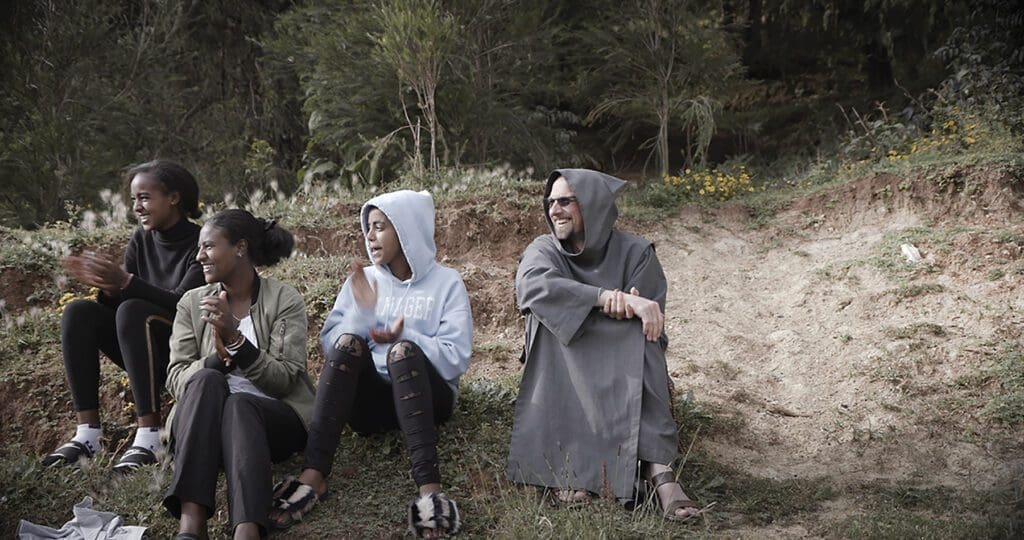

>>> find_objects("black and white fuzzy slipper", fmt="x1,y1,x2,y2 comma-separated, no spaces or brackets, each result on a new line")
271,476,326,529
272,475,303,502
408,492,461,538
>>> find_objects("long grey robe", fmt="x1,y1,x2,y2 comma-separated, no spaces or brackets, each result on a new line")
507,169,678,500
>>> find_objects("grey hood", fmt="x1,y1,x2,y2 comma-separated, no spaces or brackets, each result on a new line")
544,168,626,264
360,189,437,283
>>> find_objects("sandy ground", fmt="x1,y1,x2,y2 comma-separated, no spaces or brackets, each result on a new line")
654,203,1017,489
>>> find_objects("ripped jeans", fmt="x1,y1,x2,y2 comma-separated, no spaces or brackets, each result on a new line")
302,334,454,486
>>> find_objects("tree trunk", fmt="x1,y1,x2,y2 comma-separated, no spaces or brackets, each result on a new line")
428,93,438,173
657,105,670,177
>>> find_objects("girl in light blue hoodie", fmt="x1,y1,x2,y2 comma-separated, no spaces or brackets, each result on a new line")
271,190,471,538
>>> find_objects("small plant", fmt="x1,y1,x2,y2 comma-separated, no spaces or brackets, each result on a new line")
980,348,1024,425
57,287,99,314
890,282,944,300
662,166,755,202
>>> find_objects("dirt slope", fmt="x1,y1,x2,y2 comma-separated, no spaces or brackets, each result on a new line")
649,168,1023,495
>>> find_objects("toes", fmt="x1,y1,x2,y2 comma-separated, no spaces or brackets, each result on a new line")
676,506,700,519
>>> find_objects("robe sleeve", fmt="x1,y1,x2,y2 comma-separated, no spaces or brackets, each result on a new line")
516,238,601,346
626,243,669,348
626,244,667,309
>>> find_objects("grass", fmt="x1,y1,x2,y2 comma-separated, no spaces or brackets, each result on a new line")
5,372,1016,538
883,322,946,340
0,378,730,538
888,282,945,300
866,225,970,276
0,223,128,273
823,480,1023,538
262,254,353,329
619,181,691,223
969,348,1024,426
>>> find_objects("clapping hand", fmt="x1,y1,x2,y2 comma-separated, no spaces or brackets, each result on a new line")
370,316,404,343
349,261,377,309
200,291,241,363
348,260,404,343
63,251,130,294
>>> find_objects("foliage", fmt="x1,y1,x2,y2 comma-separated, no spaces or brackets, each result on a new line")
0,0,292,228
738,0,960,90
267,1,577,188
373,0,458,175
663,165,755,202
265,1,397,188
582,0,741,176
1,0,1020,227
933,0,1024,132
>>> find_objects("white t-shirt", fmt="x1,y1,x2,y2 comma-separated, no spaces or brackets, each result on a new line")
225,315,271,399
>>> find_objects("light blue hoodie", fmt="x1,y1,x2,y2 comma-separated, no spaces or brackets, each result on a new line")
320,190,473,394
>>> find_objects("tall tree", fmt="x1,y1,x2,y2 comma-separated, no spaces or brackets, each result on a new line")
583,0,741,175
266,0,576,184
373,0,458,174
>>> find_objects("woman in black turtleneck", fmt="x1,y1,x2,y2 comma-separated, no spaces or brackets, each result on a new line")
43,159,206,473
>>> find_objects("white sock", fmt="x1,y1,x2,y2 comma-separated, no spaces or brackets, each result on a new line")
71,424,103,454
131,427,161,452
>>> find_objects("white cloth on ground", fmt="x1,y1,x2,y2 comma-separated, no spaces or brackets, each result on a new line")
17,496,147,539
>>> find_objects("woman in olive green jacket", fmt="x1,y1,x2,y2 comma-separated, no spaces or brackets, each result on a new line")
163,209,314,540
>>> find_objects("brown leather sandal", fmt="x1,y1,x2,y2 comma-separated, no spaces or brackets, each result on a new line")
648,470,701,523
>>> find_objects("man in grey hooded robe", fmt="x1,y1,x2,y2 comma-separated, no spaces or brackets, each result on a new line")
508,169,699,520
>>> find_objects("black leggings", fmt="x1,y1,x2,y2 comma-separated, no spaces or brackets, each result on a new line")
303,334,454,486
61,298,172,417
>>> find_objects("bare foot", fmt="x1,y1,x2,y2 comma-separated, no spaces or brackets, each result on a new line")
269,469,327,528
556,489,593,504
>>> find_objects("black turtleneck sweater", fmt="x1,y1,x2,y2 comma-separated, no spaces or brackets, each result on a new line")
99,218,205,311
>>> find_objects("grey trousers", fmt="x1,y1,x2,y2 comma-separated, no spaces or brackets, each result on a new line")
163,369,306,534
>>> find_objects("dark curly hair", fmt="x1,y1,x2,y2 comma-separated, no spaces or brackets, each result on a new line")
205,209,294,267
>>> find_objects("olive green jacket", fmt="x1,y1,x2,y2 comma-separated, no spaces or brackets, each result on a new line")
165,276,315,437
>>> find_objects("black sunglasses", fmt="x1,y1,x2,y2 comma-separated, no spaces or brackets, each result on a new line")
546,196,577,208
